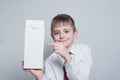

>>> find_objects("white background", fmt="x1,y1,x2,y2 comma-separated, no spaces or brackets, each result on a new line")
0,0,120,80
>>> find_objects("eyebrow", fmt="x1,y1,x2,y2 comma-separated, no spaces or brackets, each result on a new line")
53,28,71,31
53,30,59,32
53,29,70,32
63,29,70,31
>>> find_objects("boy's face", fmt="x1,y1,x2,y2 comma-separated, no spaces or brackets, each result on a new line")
51,25,77,49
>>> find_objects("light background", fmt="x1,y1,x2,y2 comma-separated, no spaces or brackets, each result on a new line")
0,0,120,80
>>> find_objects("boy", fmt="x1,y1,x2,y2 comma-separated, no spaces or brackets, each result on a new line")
23,14,92,80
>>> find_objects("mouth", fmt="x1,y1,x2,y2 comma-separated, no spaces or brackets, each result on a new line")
58,38,69,42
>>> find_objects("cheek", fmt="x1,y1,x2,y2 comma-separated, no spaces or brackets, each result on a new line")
53,36,59,41
68,34,74,38
68,35,75,42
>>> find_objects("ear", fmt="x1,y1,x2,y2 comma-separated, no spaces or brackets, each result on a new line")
73,30,78,38
51,33,55,41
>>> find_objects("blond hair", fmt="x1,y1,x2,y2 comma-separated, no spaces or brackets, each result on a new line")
51,14,76,33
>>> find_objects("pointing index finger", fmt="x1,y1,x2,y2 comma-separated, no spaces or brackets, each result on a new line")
48,42,55,46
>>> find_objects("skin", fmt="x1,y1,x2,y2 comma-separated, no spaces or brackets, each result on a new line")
49,25,78,63
22,25,78,80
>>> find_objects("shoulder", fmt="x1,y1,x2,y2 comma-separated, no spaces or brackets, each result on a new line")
71,44,92,57
72,43,91,51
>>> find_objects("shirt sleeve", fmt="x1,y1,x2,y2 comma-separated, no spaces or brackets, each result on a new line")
65,45,93,80
42,59,56,80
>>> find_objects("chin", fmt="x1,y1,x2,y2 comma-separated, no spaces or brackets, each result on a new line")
63,43,71,48
60,40,73,48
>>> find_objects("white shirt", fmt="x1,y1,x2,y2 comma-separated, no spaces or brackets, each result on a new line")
42,44,93,80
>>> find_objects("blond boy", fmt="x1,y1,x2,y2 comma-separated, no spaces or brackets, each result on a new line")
23,14,92,80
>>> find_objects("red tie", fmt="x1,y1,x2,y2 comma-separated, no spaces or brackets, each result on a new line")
63,66,68,80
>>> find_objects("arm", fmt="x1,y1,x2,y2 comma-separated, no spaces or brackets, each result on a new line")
22,60,56,80
48,42,92,80
65,45,93,80
22,61,44,80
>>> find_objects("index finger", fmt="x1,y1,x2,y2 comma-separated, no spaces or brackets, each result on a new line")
48,42,55,46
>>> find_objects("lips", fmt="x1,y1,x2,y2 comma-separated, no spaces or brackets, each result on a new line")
58,38,69,42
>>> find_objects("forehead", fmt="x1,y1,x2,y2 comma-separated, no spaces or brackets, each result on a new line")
53,24,73,31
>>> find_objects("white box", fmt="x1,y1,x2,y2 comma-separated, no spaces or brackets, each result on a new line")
24,20,44,69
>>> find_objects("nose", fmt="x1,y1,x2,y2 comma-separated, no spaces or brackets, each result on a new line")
60,32,65,39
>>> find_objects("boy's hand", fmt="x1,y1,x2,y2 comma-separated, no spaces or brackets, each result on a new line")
48,42,72,63
22,61,44,80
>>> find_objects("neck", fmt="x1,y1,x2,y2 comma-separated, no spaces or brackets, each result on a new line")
66,44,72,50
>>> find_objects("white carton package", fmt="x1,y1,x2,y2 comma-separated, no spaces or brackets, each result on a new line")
24,20,44,69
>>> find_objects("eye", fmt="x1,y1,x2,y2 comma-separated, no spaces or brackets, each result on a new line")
64,30,69,33
54,32,59,35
